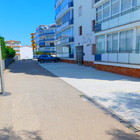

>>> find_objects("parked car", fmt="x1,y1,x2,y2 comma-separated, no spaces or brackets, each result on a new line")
38,55,60,63
33,55,40,59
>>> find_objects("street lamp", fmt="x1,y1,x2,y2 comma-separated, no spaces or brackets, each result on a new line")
0,41,5,95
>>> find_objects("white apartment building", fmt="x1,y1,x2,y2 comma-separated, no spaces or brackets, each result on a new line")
35,24,57,54
94,0,140,77
74,0,96,65
55,0,74,58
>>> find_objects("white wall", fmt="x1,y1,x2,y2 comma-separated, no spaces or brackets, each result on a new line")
20,46,33,60
74,0,95,61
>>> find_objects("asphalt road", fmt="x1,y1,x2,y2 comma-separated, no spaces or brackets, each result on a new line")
0,60,139,140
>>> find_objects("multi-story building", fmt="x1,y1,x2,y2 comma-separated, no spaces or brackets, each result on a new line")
34,24,57,54
31,33,36,51
55,0,74,58
94,0,140,77
74,0,96,66
5,40,21,59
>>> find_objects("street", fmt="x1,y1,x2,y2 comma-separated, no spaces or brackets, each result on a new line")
0,60,139,140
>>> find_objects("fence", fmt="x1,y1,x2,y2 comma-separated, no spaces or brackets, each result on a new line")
3,58,14,69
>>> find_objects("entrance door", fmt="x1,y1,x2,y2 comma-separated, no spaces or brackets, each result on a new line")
76,46,84,65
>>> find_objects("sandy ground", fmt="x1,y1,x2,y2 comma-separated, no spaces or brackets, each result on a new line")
0,60,139,140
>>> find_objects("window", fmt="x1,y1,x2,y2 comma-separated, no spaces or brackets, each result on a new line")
78,6,82,16
119,29,133,52
126,30,133,52
79,26,82,36
121,0,132,11
107,34,112,53
119,31,126,52
112,0,120,15
136,27,140,53
103,1,110,19
112,33,118,52
133,0,140,6
96,35,105,54
92,20,96,31
50,43,54,46
96,6,102,21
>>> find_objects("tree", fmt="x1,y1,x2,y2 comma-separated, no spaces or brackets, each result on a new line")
5,47,16,58
0,37,7,59
0,37,16,59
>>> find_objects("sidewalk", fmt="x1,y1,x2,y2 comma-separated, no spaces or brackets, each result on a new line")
0,60,139,140
39,62,140,129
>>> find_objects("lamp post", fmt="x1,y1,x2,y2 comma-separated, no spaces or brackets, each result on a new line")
0,41,5,95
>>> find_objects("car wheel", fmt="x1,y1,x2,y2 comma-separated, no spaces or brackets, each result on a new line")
54,59,59,62
40,60,44,63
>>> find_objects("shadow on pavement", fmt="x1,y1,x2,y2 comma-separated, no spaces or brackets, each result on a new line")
0,127,43,140
93,92,140,127
107,129,140,140
7,60,57,78
7,60,140,82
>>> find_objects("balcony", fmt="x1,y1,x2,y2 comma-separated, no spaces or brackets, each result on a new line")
56,19,74,32
95,50,140,65
38,32,55,37
45,38,55,42
55,0,63,8
56,37,74,45
95,0,100,3
38,47,56,53
39,38,55,43
55,2,74,21
95,6,140,32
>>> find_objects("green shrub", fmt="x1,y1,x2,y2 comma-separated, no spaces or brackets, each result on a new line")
35,51,51,55
0,37,16,59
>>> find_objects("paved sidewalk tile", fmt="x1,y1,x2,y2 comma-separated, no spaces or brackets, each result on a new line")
39,62,140,129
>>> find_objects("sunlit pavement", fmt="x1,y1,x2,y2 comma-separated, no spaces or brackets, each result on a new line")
0,60,139,140
39,62,140,129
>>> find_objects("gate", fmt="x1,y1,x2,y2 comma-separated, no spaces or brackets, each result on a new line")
76,46,84,65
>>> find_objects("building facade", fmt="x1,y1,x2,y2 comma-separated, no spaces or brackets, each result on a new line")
55,0,74,58
94,0,140,77
34,24,57,54
20,45,33,60
31,33,36,51
74,0,96,66
5,40,21,59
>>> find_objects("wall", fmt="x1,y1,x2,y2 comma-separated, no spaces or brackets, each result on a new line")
74,0,95,61
20,46,33,60
95,64,140,78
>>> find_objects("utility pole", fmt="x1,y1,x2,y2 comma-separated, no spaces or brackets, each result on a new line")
0,41,5,95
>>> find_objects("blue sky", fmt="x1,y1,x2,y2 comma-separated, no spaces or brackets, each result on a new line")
0,0,55,45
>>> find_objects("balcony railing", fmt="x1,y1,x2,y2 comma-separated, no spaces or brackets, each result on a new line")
56,37,74,45
95,0,100,3
38,32,55,37
39,39,55,43
55,2,74,20
95,6,140,32
56,19,74,32
95,50,140,65
38,47,56,53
